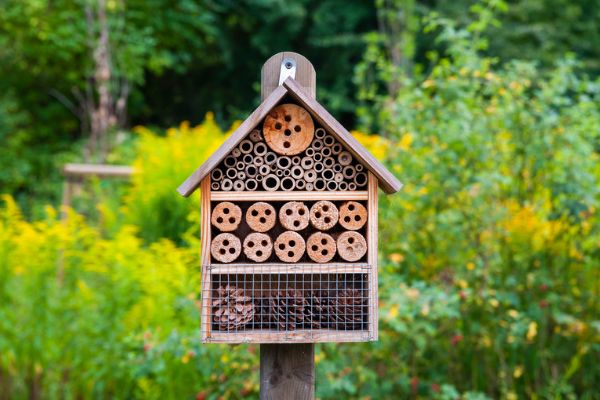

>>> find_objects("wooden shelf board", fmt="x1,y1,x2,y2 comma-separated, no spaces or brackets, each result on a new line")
209,263,370,274
210,190,368,201
205,329,372,344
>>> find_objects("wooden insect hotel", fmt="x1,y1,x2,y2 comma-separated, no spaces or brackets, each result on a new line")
178,53,402,344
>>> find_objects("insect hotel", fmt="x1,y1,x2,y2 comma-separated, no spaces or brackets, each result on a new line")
178,54,402,344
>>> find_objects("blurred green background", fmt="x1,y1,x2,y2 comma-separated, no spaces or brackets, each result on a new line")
0,0,598,399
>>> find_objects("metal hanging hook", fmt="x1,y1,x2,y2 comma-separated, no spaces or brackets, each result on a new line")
278,57,296,85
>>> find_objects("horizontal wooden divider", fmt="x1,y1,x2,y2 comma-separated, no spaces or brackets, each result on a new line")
209,262,370,275
210,190,368,201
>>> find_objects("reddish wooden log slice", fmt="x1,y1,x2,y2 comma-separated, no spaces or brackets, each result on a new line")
337,231,367,262
306,232,336,263
243,232,273,262
246,202,277,232
211,202,242,231
263,104,314,155
309,201,338,231
338,201,367,230
274,231,306,263
211,233,241,263
279,201,310,231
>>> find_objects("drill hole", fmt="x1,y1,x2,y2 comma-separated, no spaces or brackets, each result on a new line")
285,209,293,216
315,212,321,218
321,250,328,256
284,115,292,122
219,249,226,255
322,205,329,212
259,217,266,224
279,244,286,250
348,237,354,244
223,208,230,214
275,122,282,130
223,240,229,246
248,241,254,248
283,141,291,148
256,250,263,257
298,208,305,216
354,215,361,221
284,129,292,136
228,248,235,254
265,209,271,215
287,251,294,258
294,125,301,132
229,217,235,223
216,217,223,223
261,240,268,246
348,204,355,211
289,240,296,247
344,216,351,223
311,245,318,251
251,210,258,217
321,239,327,245
324,217,330,223
293,221,300,227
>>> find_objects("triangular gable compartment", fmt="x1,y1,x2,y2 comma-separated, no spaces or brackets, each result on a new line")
178,78,403,196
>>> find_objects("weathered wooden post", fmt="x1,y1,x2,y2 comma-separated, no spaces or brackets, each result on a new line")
177,51,402,399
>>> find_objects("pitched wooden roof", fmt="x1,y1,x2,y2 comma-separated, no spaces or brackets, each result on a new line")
177,77,403,196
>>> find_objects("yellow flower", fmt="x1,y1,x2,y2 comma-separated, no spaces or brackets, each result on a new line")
489,298,499,308
405,288,420,300
526,321,538,341
389,253,404,263
181,354,190,364
457,279,468,289
388,305,399,318
508,309,519,318
422,79,435,88
421,304,430,316
398,133,414,151
513,365,524,378
466,262,475,271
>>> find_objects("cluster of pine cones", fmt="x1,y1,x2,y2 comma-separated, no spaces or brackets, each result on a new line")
212,285,366,331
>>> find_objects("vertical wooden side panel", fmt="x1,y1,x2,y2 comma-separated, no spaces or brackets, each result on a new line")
367,172,379,340
200,176,212,342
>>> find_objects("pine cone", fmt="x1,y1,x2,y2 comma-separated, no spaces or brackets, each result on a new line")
303,290,327,329
253,296,272,329
328,288,366,330
212,285,255,331
269,289,307,330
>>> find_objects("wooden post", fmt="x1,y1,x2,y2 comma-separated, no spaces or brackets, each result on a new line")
260,52,317,400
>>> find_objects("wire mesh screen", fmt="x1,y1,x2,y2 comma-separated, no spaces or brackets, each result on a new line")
208,272,369,333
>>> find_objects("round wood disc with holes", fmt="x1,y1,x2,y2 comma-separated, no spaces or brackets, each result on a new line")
274,231,306,263
338,201,367,230
211,233,241,263
279,201,310,231
337,231,367,262
243,232,272,262
263,104,314,155
211,202,242,231
307,232,336,263
309,201,339,231
246,202,276,232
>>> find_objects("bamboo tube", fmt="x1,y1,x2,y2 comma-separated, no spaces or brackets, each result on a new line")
313,152,323,162
279,201,309,231
354,172,368,187
254,142,268,156
243,232,272,262
339,201,368,230
314,127,326,139
221,179,233,191
246,165,258,178
321,147,332,157
246,202,276,232
277,156,291,169
249,129,262,143
291,166,304,179
211,233,241,263
237,171,246,180
305,182,314,191
256,174,264,182
314,179,326,191
333,164,342,173
236,161,245,171
211,182,220,190
245,179,258,191
331,143,343,155
243,154,253,165
259,165,270,176
338,181,348,191
211,169,224,181
283,169,291,177
296,180,306,190
233,180,244,191
239,139,254,154
254,156,265,166
211,202,242,231
231,148,241,158
355,164,364,172
334,172,344,182
305,147,315,157
274,231,306,263
301,157,314,170
327,181,338,191
292,156,301,166
280,177,296,191
226,168,237,179
262,174,280,191
348,182,357,191
224,156,237,168
307,232,336,263
304,169,317,183
337,231,367,262
323,135,335,147
323,156,335,168
276,169,284,177
343,165,356,180
270,163,277,172
322,169,334,181
309,200,338,231
311,139,324,151
265,152,277,165
338,151,352,166
314,162,324,173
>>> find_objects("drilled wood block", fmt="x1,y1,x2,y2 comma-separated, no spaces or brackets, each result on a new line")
279,201,309,231
243,232,273,262
306,232,336,263
339,201,367,230
211,233,241,263
337,231,367,262
274,231,306,263
211,202,242,231
309,200,338,231
263,104,314,155
246,202,276,232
